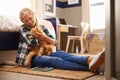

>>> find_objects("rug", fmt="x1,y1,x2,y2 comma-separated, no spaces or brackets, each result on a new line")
0,66,96,80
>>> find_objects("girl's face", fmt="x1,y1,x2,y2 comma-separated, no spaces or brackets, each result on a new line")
22,13,36,28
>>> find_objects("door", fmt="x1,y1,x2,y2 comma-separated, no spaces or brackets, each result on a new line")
106,0,120,80
115,0,120,79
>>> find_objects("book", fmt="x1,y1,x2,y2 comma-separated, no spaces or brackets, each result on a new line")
31,67,54,72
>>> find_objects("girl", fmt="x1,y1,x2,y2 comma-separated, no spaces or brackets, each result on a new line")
15,8,105,72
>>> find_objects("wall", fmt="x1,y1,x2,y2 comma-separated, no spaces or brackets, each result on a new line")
56,0,82,37
56,7,82,27
56,1,82,51
31,0,56,19
31,0,43,19
32,0,82,28
56,1,82,27
82,0,90,23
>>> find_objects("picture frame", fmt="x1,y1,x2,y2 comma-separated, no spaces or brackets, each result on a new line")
44,0,56,18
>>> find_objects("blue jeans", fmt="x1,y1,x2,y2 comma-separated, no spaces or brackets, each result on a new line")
31,51,89,71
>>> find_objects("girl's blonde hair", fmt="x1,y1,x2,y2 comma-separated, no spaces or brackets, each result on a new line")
19,8,39,27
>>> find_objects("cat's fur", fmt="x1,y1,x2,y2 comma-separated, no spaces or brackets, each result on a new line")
24,27,54,66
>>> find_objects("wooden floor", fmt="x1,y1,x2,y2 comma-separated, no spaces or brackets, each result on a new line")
0,50,105,80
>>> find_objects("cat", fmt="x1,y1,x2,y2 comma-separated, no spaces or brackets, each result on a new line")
24,26,54,66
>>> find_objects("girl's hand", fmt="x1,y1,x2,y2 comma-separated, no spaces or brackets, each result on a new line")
33,33,56,45
33,33,46,41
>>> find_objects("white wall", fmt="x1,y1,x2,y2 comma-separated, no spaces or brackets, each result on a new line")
56,6,82,27
56,6,82,35
82,0,90,23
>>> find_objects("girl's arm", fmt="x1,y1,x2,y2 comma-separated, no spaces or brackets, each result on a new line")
33,25,57,45
33,33,56,45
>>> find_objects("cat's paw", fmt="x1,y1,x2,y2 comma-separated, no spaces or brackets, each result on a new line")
37,53,42,57
24,61,30,67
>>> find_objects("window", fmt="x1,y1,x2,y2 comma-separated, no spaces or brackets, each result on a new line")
0,0,30,18
90,0,105,31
